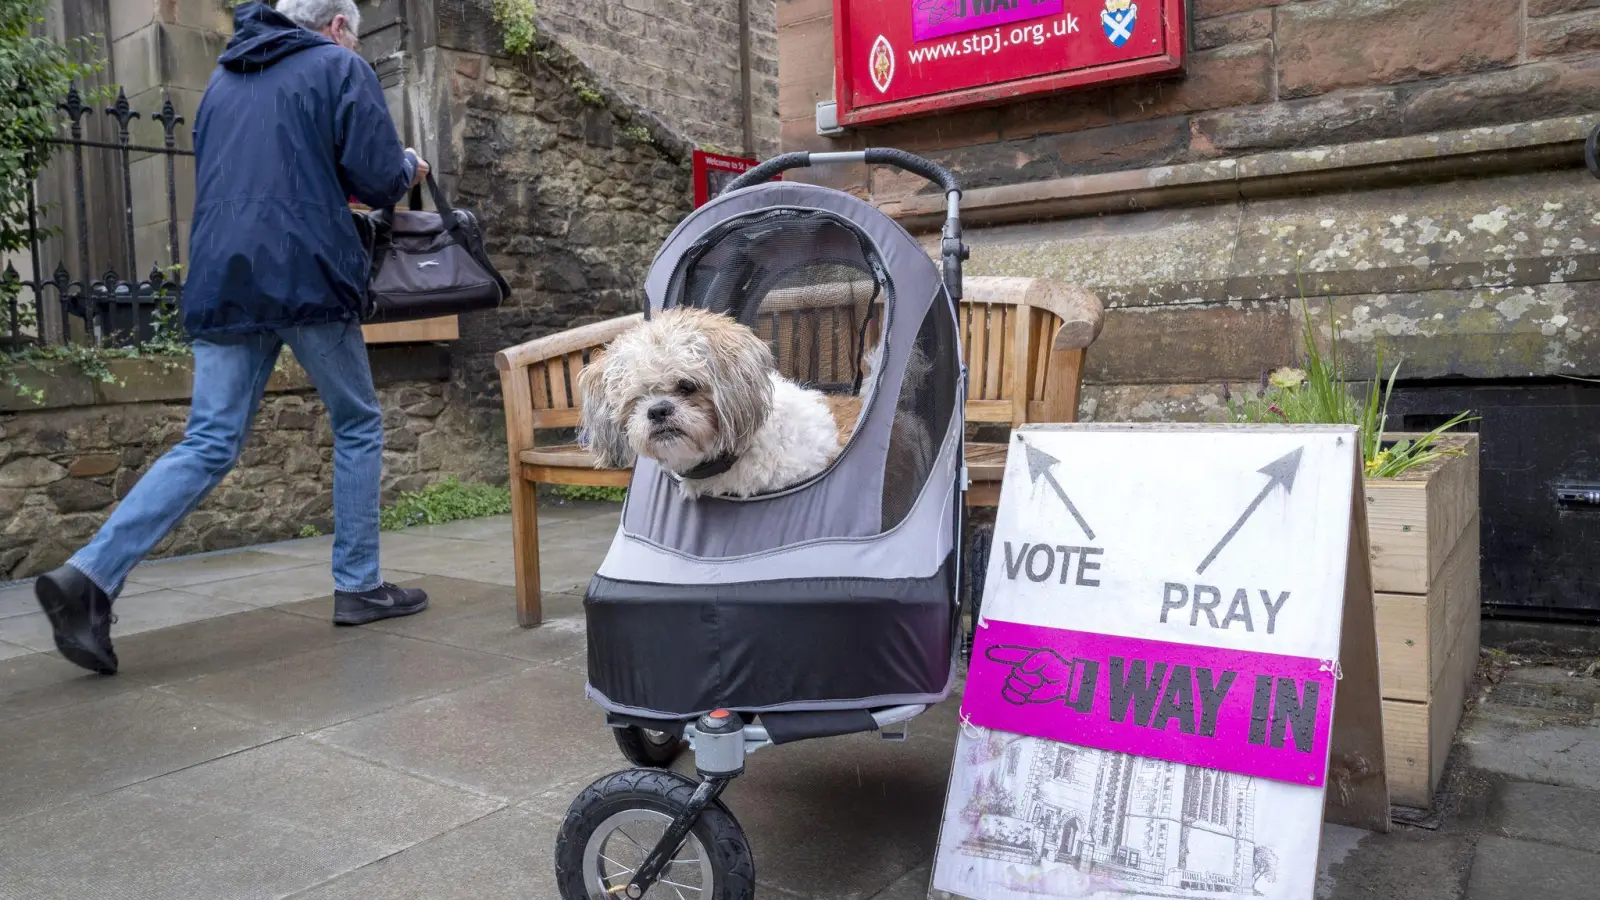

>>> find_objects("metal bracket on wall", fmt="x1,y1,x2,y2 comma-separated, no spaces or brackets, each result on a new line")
816,100,846,137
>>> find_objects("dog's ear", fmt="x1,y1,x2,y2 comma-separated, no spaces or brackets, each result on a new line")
703,315,775,456
577,354,634,469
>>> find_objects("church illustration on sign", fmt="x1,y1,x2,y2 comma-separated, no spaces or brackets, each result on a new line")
950,732,1277,897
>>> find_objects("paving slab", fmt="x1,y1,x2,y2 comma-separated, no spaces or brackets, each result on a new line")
1315,823,1368,899
113,607,368,687
870,864,934,900
360,581,588,665
275,573,503,623
1491,780,1600,856
1464,835,1600,900
0,738,502,900
0,639,32,661
250,532,337,562
0,689,282,825
1459,670,1600,792
403,514,520,541
126,548,322,589
0,580,159,620
311,664,620,804
0,651,141,724
0,589,255,652
177,563,424,607
290,806,556,899
156,631,524,733
1317,826,1473,900
706,699,960,900
0,582,37,619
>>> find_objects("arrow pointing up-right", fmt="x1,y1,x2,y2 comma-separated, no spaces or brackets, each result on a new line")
1196,447,1305,576
1258,446,1304,494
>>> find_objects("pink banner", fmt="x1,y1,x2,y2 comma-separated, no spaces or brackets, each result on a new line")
964,620,1337,786
912,0,1066,43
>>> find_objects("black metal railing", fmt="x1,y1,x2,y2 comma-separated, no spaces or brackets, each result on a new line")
5,84,192,349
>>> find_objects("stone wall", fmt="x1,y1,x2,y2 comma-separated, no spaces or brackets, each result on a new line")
0,349,495,581
775,1,1600,411
780,0,1600,199
412,19,696,413
516,0,779,157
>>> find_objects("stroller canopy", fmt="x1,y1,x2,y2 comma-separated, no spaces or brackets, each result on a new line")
587,179,966,720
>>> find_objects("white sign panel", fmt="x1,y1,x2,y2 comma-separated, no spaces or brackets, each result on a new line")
931,424,1375,900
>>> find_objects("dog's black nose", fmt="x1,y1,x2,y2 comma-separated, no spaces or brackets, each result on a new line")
647,400,674,423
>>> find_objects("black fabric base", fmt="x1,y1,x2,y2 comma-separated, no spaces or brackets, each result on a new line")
585,554,958,718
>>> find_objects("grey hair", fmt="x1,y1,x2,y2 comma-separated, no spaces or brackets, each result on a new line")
275,0,361,34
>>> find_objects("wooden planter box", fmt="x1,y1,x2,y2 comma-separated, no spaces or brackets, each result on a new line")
1367,433,1481,809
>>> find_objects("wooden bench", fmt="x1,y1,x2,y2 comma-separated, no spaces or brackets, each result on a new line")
495,276,1104,625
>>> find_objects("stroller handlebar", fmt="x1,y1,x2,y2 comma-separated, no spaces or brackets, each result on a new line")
721,149,962,198
718,149,971,300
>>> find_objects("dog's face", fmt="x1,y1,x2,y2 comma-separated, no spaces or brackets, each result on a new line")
579,307,775,473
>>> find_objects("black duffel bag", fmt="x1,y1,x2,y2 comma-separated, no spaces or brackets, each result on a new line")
356,172,509,323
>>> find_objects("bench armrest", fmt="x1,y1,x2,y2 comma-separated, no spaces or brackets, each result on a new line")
494,313,644,373
963,276,1104,350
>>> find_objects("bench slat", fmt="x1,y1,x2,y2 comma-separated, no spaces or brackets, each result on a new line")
985,305,1007,401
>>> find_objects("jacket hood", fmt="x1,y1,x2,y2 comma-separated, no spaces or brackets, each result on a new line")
219,2,331,73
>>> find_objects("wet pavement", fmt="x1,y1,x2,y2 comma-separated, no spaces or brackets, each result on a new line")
0,504,1595,898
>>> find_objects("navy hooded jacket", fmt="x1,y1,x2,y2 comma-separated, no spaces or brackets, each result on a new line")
182,2,416,335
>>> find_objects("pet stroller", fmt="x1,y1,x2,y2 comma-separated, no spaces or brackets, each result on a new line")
553,149,970,899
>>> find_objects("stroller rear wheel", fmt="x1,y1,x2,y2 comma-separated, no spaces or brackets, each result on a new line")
555,769,754,899
614,725,685,768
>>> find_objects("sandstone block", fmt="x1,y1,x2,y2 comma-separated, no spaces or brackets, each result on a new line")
284,446,322,476
0,457,66,488
1530,0,1600,16
1194,10,1275,50
404,398,446,418
1277,0,1520,100
1192,88,1403,154
385,428,419,452
113,468,142,499
45,478,115,514
1401,55,1600,134
1195,0,1288,16
1087,303,1295,385
67,454,120,478
1528,10,1600,57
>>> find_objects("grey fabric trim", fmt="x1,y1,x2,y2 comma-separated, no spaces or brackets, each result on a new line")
596,408,962,582
583,659,957,721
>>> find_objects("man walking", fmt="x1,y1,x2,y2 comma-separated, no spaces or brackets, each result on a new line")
34,0,431,675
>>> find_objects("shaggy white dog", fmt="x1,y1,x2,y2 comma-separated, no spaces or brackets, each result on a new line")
578,307,842,498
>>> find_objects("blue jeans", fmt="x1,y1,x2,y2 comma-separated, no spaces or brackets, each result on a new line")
70,319,385,596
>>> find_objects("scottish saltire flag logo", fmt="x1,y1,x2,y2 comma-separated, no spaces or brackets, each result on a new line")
1102,0,1137,47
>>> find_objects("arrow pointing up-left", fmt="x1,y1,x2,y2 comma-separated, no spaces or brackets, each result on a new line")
1023,440,1096,541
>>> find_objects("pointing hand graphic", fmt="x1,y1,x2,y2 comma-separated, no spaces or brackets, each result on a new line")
985,645,1075,705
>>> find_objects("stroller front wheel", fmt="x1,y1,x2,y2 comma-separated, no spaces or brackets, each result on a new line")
614,725,686,768
555,769,754,899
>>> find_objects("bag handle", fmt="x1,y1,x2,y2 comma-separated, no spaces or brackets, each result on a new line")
380,170,458,226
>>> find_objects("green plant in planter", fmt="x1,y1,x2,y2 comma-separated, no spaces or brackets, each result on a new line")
1227,302,1475,478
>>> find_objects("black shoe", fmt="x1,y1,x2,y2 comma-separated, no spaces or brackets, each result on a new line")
34,566,118,675
333,582,429,626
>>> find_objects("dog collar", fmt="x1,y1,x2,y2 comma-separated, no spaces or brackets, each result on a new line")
681,452,738,480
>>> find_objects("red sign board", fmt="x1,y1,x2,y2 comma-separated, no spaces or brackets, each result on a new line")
834,0,1186,126
693,150,779,207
